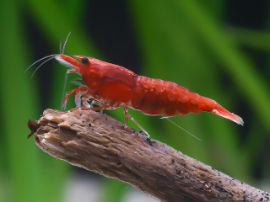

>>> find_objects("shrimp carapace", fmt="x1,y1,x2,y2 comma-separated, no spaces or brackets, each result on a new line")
55,54,244,127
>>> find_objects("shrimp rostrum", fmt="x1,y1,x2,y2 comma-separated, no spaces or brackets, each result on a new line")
52,54,243,136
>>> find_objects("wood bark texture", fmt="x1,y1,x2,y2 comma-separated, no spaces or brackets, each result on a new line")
30,109,269,202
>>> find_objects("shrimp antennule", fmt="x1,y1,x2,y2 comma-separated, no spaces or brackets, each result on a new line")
61,32,71,54
25,32,71,75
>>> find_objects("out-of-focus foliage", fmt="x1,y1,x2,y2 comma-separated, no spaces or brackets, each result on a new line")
0,0,269,202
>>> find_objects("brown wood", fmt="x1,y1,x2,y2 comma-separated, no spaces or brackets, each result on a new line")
31,109,269,201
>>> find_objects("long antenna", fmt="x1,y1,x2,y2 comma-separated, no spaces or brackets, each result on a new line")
24,54,56,73
31,57,55,78
161,117,201,141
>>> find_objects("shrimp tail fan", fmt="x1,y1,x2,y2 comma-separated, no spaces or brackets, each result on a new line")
211,104,244,126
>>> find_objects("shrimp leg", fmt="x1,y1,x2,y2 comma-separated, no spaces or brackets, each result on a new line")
123,106,150,138
64,86,150,137
62,86,88,110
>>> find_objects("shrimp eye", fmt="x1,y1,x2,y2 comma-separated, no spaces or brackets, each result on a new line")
81,57,89,64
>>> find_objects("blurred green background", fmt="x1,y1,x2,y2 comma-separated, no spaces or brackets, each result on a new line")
1,0,270,201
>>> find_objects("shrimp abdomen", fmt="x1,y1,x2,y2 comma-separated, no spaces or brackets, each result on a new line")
130,76,243,125
130,76,191,115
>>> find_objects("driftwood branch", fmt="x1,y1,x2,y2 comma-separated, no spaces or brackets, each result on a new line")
29,109,269,201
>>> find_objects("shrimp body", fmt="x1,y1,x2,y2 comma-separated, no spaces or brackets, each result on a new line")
56,54,243,126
